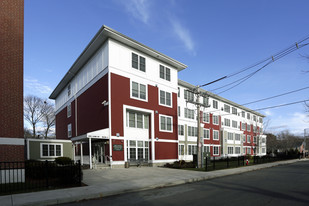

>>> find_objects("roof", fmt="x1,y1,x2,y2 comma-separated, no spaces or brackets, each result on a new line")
49,25,188,99
178,79,266,117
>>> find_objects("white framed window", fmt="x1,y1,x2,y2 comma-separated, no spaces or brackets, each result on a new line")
247,148,251,154
203,129,210,139
68,124,72,138
262,148,266,153
41,143,63,158
188,126,198,137
67,103,71,118
213,100,218,109
126,111,149,129
203,96,209,106
178,87,180,97
247,113,251,120
259,117,263,123
184,89,194,101
203,112,210,123
213,130,219,140
247,135,251,143
228,147,233,154
235,134,241,141
184,108,194,119
159,90,172,107
213,115,219,125
131,81,147,101
247,124,251,132
224,104,230,113
159,115,173,132
228,132,233,140
127,140,149,160
241,111,245,118
178,106,181,117
253,136,257,144
159,65,170,81
232,120,238,128
188,145,197,155
253,115,257,121
262,138,266,143
178,125,184,136
179,144,184,155
241,123,246,131
132,53,146,72
232,107,237,115
213,146,219,155
242,135,246,142
203,146,210,154
235,147,241,154
224,118,230,127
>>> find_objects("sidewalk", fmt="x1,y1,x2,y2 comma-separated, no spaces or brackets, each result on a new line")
1,159,307,206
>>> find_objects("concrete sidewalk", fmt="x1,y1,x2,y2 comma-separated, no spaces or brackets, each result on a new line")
1,159,307,206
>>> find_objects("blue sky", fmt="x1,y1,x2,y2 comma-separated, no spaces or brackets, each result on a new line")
24,0,309,135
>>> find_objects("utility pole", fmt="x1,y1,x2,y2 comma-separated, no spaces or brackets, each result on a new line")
186,86,210,168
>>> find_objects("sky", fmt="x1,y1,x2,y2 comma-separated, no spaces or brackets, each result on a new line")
24,0,309,136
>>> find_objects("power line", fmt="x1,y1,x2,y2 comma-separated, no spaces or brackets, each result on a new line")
199,35,309,93
241,86,309,106
254,99,309,111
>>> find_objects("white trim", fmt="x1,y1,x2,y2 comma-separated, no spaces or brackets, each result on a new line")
158,89,173,108
27,138,72,143
130,80,148,102
40,143,63,158
159,114,173,133
155,139,178,143
213,130,219,140
0,137,24,145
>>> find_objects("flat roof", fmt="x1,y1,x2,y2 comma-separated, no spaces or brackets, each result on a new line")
178,79,266,117
50,25,188,99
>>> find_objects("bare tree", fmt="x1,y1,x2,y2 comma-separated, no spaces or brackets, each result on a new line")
41,100,55,138
24,95,45,138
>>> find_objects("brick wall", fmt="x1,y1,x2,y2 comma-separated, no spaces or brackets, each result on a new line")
0,0,24,138
0,145,24,162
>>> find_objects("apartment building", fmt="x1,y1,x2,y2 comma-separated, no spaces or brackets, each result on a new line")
50,25,266,168
178,80,266,161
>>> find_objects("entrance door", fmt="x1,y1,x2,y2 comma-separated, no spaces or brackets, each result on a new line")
93,142,105,164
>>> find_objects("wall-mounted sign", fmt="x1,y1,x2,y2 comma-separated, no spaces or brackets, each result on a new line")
113,144,123,151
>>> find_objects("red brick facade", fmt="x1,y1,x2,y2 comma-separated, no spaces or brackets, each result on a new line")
0,0,24,161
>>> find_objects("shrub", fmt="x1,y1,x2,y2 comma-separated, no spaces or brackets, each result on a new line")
55,157,73,165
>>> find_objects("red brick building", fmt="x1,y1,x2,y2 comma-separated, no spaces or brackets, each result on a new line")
0,0,24,162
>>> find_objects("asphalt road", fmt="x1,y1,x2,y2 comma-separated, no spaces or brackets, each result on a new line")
62,161,309,206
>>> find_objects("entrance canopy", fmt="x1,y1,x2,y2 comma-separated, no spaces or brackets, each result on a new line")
71,128,110,141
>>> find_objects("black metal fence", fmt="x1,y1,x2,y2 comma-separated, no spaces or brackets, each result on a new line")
0,160,82,195
205,154,299,171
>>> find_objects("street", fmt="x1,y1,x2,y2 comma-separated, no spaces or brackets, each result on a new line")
62,161,309,206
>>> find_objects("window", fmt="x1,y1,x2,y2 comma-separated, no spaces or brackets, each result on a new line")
178,106,181,117
68,124,72,138
131,81,147,100
259,117,263,123
241,123,246,131
179,145,184,155
67,103,71,118
253,115,257,122
213,130,219,140
232,120,238,128
188,145,197,155
235,147,241,154
228,147,233,154
132,53,146,72
241,111,245,118
203,129,210,139
213,115,219,125
253,136,257,144
247,124,251,132
228,132,233,140
41,143,62,157
188,126,198,137
213,146,219,155
262,138,266,143
262,148,266,153
247,148,251,154
184,108,194,119
178,87,180,97
203,146,210,154
178,125,184,135
253,126,257,133
247,135,251,143
232,107,237,115
127,140,149,160
213,100,218,109
159,90,171,106
247,113,251,120
224,118,230,127
184,89,194,101
203,113,210,123
160,115,173,132
126,111,149,129
235,134,241,141
203,96,209,106
224,104,230,113
67,84,71,97
159,65,170,81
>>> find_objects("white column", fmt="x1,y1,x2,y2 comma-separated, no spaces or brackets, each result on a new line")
80,141,83,165
89,138,92,169
73,143,76,162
